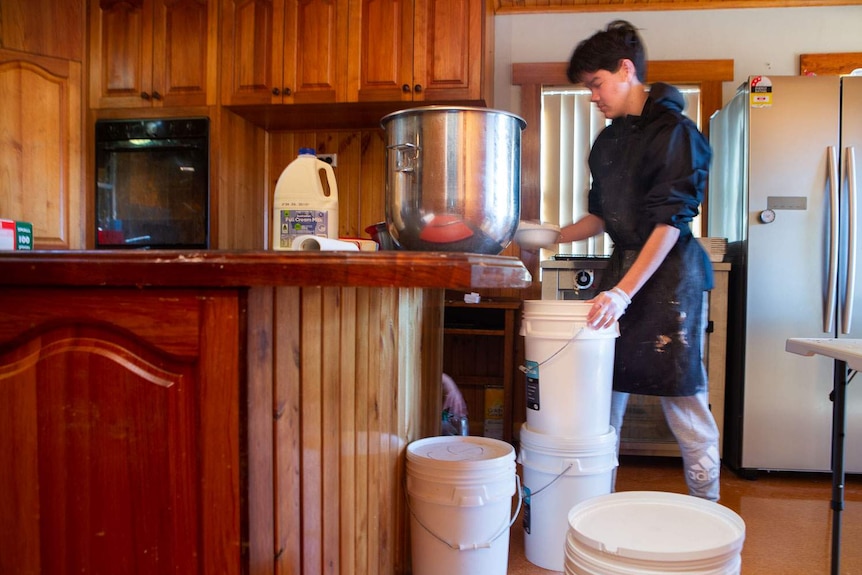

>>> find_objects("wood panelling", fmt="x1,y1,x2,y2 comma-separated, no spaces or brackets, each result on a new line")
0,0,84,61
495,0,862,13
266,285,440,574
216,107,268,249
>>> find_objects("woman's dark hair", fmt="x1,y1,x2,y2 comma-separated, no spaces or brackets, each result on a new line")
567,20,647,84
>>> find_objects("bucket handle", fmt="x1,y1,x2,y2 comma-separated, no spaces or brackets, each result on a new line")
521,462,573,499
407,474,523,551
517,328,586,374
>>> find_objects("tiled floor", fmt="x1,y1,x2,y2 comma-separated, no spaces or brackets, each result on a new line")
506,455,862,574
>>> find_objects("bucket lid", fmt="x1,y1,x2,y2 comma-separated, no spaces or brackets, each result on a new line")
519,423,617,454
567,491,745,562
407,436,514,467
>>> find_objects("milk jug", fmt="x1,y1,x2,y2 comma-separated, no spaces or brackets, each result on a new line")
272,148,339,250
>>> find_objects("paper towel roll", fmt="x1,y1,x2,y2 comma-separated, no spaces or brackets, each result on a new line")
291,235,360,251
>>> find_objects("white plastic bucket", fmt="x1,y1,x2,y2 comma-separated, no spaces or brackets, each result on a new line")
518,423,618,572
521,300,619,436
565,491,746,575
406,436,520,575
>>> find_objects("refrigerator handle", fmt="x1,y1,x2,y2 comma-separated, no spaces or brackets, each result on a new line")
826,146,839,333
843,147,858,334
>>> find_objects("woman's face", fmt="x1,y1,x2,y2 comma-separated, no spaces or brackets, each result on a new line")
580,60,636,119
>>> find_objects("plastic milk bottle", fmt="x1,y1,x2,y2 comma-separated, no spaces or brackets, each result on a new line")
272,148,339,250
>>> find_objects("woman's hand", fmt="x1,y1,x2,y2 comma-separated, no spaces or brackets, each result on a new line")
587,287,631,329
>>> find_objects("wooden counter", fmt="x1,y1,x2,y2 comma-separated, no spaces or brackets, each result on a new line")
0,251,531,575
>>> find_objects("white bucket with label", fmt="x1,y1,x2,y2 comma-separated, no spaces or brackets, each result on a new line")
518,423,618,572
521,300,619,437
565,491,746,575
406,436,521,575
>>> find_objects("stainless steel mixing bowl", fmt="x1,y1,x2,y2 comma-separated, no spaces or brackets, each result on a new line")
381,106,526,254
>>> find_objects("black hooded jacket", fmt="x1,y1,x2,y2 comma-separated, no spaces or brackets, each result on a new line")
588,82,714,396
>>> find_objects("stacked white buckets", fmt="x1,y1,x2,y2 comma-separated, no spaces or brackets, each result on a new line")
519,300,620,572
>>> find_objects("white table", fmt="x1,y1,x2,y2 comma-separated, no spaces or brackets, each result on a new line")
785,338,860,575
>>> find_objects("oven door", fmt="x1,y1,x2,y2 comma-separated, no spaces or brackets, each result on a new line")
96,136,209,249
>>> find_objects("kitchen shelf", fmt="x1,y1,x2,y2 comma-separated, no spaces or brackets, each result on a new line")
443,298,521,442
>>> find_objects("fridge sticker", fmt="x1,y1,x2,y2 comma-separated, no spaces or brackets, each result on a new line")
750,75,773,108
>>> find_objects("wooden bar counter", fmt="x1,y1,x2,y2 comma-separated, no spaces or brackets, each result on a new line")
0,250,531,575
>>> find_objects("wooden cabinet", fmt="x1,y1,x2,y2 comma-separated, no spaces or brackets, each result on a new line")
0,288,241,575
0,252,530,575
220,0,493,109
348,0,492,104
89,0,218,108
0,49,83,249
220,0,348,105
0,0,85,61
443,299,521,442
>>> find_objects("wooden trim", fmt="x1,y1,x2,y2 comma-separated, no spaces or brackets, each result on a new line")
800,52,862,75
512,59,735,86
496,0,862,14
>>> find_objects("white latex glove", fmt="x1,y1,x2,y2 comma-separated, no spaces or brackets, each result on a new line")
587,287,631,329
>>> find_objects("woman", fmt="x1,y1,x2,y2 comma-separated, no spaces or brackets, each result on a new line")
559,20,720,501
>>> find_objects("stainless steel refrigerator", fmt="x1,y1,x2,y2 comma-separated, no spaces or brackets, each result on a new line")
709,74,862,474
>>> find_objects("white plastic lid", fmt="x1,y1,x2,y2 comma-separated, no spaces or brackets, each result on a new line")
567,491,745,561
407,436,514,464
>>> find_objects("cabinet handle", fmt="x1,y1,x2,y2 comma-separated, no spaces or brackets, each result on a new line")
152,91,162,100
283,87,292,96
272,87,280,96
414,84,422,93
402,84,411,93
140,91,151,100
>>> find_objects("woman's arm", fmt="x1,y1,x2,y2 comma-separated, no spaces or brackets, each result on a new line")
559,213,605,244
615,223,680,299
587,223,680,329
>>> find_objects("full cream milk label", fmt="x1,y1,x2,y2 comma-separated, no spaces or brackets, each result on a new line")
276,209,332,249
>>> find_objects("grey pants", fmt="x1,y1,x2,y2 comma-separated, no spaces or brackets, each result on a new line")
611,390,721,502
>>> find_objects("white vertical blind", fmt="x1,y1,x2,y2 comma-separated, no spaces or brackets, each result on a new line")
540,85,702,259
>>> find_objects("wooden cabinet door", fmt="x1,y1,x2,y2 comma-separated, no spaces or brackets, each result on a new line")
349,0,414,102
348,0,487,103
221,0,281,105
412,0,483,102
90,0,215,108
89,0,155,108
0,289,242,575
222,0,346,105
151,0,217,107
0,49,83,249
281,0,347,103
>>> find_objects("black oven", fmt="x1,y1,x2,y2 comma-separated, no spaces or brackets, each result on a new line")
95,118,209,249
